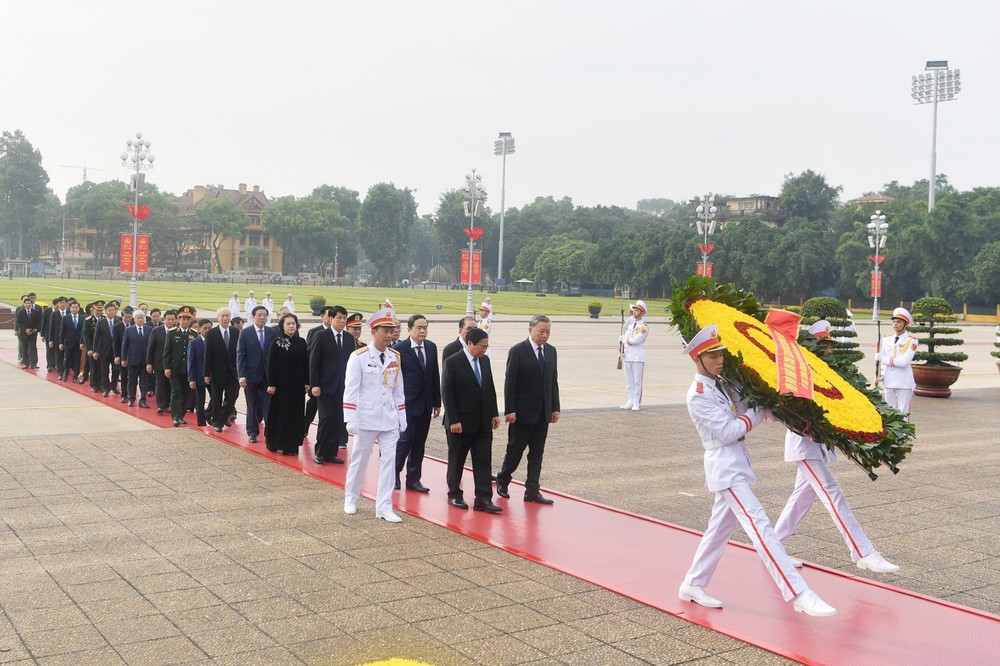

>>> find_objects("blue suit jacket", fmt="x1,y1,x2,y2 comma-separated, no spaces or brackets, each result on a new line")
187,336,207,387
237,325,276,384
120,323,153,367
392,338,441,417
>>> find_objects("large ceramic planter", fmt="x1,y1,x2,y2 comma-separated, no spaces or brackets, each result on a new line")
587,306,601,319
912,364,962,398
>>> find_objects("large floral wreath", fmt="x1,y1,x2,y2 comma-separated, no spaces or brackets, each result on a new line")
669,277,914,474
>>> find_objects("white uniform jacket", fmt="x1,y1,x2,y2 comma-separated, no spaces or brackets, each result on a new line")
343,345,407,432
244,298,257,317
783,430,836,464
620,318,648,363
261,298,275,321
228,299,241,319
878,333,918,389
686,373,765,492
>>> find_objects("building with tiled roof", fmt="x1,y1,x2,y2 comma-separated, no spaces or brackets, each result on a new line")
848,193,896,205
175,183,283,273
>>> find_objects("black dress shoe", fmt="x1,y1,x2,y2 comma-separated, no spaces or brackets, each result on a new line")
249,435,258,443
312,453,323,465
156,408,167,414
103,391,110,397
197,420,207,427
474,500,503,514
128,401,135,407
330,456,344,464
91,387,101,392
406,482,430,493
173,419,182,427
138,402,149,409
214,425,223,432
179,419,188,425
121,397,129,404
448,497,469,510
495,482,510,499
524,493,555,505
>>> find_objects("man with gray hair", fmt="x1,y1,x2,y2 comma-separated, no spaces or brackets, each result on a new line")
496,315,561,505
119,310,152,408
204,307,240,432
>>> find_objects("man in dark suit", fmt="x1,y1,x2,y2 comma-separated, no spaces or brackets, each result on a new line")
15,295,43,369
496,314,561,505
308,305,351,465
441,316,477,364
187,319,212,426
92,302,119,397
442,327,502,514
237,305,276,443
204,307,239,433
393,314,441,493
146,310,176,414
58,300,85,382
120,310,152,407
44,296,67,373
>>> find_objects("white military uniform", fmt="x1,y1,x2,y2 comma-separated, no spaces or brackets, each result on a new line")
261,297,275,323
343,344,407,516
228,297,241,320
878,332,917,414
283,298,296,314
244,296,258,318
682,372,807,602
620,310,648,410
773,431,876,563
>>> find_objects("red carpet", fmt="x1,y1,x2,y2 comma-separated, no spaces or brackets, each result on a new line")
8,352,1000,665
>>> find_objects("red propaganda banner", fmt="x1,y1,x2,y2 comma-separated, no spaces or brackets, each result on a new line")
460,250,482,284
120,234,151,273
136,234,150,273
871,271,882,298
695,262,713,277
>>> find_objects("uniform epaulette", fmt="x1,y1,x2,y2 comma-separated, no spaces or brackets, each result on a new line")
696,381,704,393
386,347,401,359
352,347,367,355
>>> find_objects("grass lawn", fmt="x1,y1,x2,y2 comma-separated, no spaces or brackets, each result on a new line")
1,277,669,318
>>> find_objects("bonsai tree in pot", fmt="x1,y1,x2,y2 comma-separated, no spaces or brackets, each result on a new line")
799,296,863,364
587,300,602,318
909,296,967,398
308,295,327,316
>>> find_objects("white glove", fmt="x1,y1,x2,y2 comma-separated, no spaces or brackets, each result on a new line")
346,421,357,436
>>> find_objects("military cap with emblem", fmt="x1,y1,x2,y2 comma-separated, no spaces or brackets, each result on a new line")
346,312,364,328
807,320,832,338
92,300,105,312
682,324,727,360
367,307,397,330
177,305,195,318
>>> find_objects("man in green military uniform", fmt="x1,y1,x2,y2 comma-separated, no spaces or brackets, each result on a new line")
163,306,199,427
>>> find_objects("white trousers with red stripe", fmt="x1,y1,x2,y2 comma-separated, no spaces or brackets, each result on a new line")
683,479,805,601
774,459,875,562
624,361,644,407
344,429,399,515
883,388,912,416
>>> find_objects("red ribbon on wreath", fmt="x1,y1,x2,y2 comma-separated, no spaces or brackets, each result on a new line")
464,227,484,241
127,204,151,221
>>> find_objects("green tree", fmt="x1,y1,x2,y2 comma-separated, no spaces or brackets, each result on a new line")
533,239,597,286
194,197,249,273
778,169,842,222
970,241,1000,303
66,180,131,267
636,197,680,218
311,185,361,223
0,130,50,258
262,194,353,276
356,183,417,284
30,191,64,262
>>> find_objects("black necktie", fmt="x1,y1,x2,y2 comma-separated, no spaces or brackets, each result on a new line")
223,328,229,347
336,331,342,350
894,336,899,345
379,351,385,365
537,346,545,371
417,346,425,368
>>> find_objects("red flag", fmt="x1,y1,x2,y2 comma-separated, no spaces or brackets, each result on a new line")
463,227,484,241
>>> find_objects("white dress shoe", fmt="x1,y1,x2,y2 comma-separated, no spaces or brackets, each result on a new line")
620,403,633,410
678,584,723,609
376,510,402,523
856,552,900,573
793,590,837,617
344,503,357,515
631,405,641,412
789,557,803,568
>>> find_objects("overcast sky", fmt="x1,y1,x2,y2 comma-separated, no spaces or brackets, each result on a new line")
5,1,998,216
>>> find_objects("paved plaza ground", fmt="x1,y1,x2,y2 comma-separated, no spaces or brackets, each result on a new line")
1,314,998,664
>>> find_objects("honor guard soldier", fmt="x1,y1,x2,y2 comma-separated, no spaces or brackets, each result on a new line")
877,307,917,415
678,325,837,618
163,306,199,426
620,299,649,411
342,306,407,523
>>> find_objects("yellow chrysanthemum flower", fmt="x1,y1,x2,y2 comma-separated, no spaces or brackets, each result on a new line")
690,299,885,441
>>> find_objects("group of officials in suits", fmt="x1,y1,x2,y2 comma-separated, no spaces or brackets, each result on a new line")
17,293,562,522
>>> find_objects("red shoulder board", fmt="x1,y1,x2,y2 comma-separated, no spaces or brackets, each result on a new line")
696,381,704,393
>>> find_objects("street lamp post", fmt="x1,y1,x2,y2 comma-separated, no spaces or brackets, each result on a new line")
119,131,155,308
912,61,960,212
463,168,486,316
695,193,718,276
867,210,888,321
493,132,515,290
